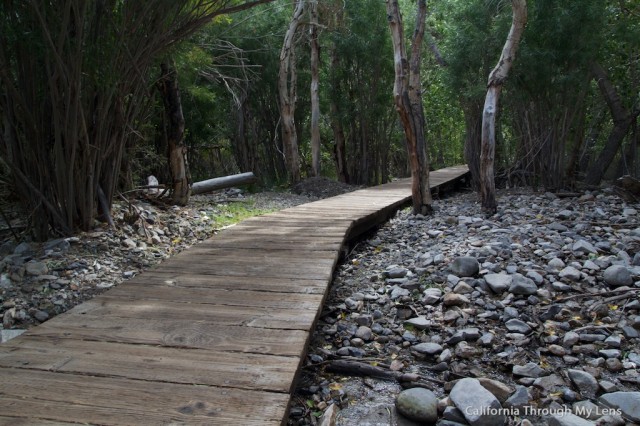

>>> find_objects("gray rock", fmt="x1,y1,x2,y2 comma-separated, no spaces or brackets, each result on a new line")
13,242,33,255
390,286,411,300
505,319,532,334
513,362,546,378
573,240,598,255
563,331,580,347
598,349,620,359
0,273,12,289
477,378,514,404
450,256,480,277
509,274,538,295
603,265,633,287
450,377,506,426
559,266,582,281
404,316,435,330
573,400,606,421
567,369,599,398
412,342,443,355
598,392,640,422
386,267,408,279
355,326,373,341
43,238,71,252
549,258,567,270
443,292,470,306
25,261,49,276
547,413,596,426
447,328,481,345
484,273,512,294
395,387,438,423
455,341,480,359
504,386,529,410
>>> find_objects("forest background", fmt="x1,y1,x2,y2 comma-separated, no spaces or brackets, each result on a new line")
0,0,638,240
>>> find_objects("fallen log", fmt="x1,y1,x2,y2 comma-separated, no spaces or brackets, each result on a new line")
191,172,257,195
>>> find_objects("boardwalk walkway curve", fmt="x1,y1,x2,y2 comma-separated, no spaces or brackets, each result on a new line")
0,165,469,425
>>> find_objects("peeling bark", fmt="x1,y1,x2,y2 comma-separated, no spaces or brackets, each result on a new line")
480,0,527,214
278,0,306,183
386,0,432,215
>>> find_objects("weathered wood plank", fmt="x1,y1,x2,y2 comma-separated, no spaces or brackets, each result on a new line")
30,315,308,356
0,368,286,425
107,282,325,309
128,272,328,294
63,295,319,330
0,336,298,392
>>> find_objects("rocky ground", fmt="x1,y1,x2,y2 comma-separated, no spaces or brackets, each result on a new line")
289,188,640,426
1,180,639,426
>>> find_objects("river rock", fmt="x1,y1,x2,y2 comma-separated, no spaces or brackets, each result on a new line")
559,266,582,282
484,273,512,293
450,256,480,277
509,274,537,295
449,377,506,426
412,342,443,355
513,362,546,378
24,261,48,276
603,265,633,287
395,387,438,423
598,392,640,422
547,413,596,426
567,369,599,398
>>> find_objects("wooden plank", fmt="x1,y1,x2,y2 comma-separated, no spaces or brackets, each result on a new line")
158,258,335,281
62,296,318,331
30,315,309,356
178,246,339,261
107,282,325,309
0,368,286,425
199,235,343,251
0,336,298,393
0,416,77,425
127,272,329,294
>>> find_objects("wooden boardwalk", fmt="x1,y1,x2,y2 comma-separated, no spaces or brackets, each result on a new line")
0,165,468,425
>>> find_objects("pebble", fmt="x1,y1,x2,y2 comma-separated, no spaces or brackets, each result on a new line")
450,256,480,277
567,369,599,398
598,392,640,422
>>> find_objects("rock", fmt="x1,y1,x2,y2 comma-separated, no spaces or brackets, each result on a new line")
385,267,408,279
443,292,470,307
598,392,640,422
547,413,596,426
449,378,506,426
355,326,373,341
390,286,411,300
549,257,567,270
567,369,599,398
395,387,438,423
13,242,33,255
412,342,443,355
477,378,514,404
404,316,435,330
508,274,538,295
43,238,71,253
484,273,512,294
559,266,582,282
513,362,546,378
504,386,529,410
25,261,49,276
505,319,532,334
455,341,480,359
0,273,12,289
563,331,580,347
603,265,633,287
34,310,49,322
573,240,598,255
450,256,480,277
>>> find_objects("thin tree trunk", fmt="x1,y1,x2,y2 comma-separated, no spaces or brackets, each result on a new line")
309,0,321,177
480,0,527,214
584,62,639,185
158,61,189,205
386,0,431,215
278,0,306,183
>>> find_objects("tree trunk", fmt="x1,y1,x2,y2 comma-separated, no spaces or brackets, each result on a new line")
584,62,639,186
480,0,527,214
158,61,190,205
309,0,321,177
278,0,306,184
386,0,431,215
